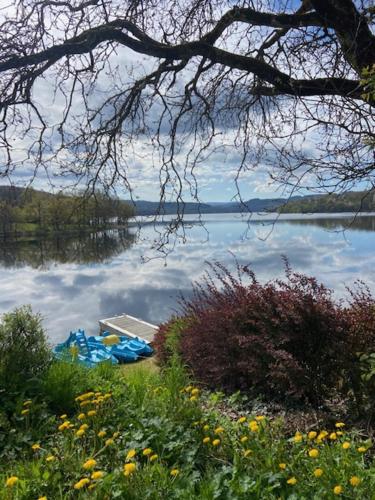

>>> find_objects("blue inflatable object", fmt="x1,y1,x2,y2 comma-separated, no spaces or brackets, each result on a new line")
87,336,139,363
101,331,153,357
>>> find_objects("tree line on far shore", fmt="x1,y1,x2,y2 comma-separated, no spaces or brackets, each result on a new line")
0,187,134,236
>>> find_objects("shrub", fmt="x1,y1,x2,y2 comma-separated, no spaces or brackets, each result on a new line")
156,262,375,404
0,305,51,392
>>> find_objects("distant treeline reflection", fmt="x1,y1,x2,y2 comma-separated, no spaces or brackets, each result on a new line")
281,216,375,232
0,229,136,269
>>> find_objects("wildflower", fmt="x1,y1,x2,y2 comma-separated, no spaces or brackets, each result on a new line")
317,430,328,441
249,421,259,432
279,463,286,470
95,392,102,397
308,449,319,458
150,454,158,462
46,455,55,462
314,468,324,478
105,438,114,446
113,431,120,438
308,431,317,440
294,432,303,443
333,485,343,495
92,399,99,404
185,385,193,392
287,477,297,485
126,449,136,461
80,400,91,407
88,484,96,491
91,471,104,480
74,478,90,490
76,392,95,402
21,409,29,415
203,424,210,431
124,463,136,477
191,388,199,396
32,443,41,451
212,439,220,446
103,393,112,399
189,396,198,402
76,429,85,437
203,437,210,444
357,447,367,453
349,476,361,487
98,430,107,438
38,496,47,500
244,449,252,457
87,410,96,417
143,448,152,456
5,476,18,487
83,458,97,470
342,442,351,450
238,417,246,424
23,400,32,406
60,414,67,420
78,413,86,420
58,421,70,431
337,431,343,436
215,426,224,434
255,415,265,421
79,423,88,430
329,432,337,440
170,469,179,477
240,436,248,443
335,422,345,428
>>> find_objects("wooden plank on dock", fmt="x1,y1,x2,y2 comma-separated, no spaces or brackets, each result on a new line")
99,314,157,343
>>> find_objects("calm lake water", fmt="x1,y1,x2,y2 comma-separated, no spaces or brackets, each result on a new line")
1,213,375,343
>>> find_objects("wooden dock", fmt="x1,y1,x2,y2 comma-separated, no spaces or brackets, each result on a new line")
99,314,157,344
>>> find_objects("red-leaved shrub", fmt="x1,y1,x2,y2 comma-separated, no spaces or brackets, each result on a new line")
155,261,375,404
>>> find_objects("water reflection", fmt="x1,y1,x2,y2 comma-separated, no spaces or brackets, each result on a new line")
0,214,374,343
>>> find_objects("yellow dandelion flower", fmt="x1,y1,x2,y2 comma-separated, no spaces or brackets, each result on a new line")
143,448,152,456
95,392,102,397
105,438,114,446
294,432,303,443
5,476,18,487
308,431,317,440
82,458,97,470
170,469,179,477
240,436,248,443
243,449,252,457
255,415,265,421
91,471,104,480
349,476,361,487
203,424,210,431
308,449,319,458
357,447,367,453
329,432,337,440
313,468,324,478
333,485,343,495
123,463,136,476
98,430,107,438
215,426,224,434
335,422,345,428
337,431,343,436
103,393,112,399
21,409,29,415
38,496,47,500
126,449,136,461
113,431,120,438
76,429,85,437
189,395,198,402
87,410,96,417
191,388,199,396
58,421,70,431
78,413,86,420
23,400,32,406
79,400,91,407
212,439,220,446
238,416,247,424
60,414,67,420
279,463,286,470
185,385,193,392
287,477,297,485
32,443,41,451
150,454,158,462
249,421,259,432
73,478,90,490
203,437,210,444
342,442,351,450
46,455,55,462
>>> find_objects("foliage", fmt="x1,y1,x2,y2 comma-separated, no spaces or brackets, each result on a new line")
156,262,375,405
1,361,375,498
0,305,51,392
154,317,188,365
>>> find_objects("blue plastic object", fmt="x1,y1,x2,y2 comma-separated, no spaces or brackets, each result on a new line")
101,331,153,357
87,336,139,363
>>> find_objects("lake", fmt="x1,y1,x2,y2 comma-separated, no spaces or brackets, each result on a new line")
1,213,375,344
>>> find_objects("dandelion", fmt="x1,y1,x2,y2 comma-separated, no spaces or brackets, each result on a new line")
342,442,351,450
357,447,367,453
21,409,29,416
87,410,96,417
5,476,18,487
333,485,343,495
23,400,32,406
308,449,319,458
46,455,55,462
317,430,328,441
203,437,210,444
191,388,199,396
238,417,246,424
203,424,210,431
294,432,303,443
79,423,88,430
150,454,158,462
287,477,297,485
76,429,85,437
350,476,361,487
83,458,97,470
329,432,337,440
105,438,114,446
170,469,179,477
335,422,345,428
255,415,265,421
91,471,104,480
337,431,343,436
58,421,70,431
279,463,286,470
113,431,120,438
215,426,224,434
185,385,193,392
80,400,91,407
126,449,136,461
123,463,136,477
189,396,198,402
103,393,112,399
212,439,220,446
78,413,86,420
240,436,248,443
32,443,41,451
60,414,67,420
38,496,47,500
249,421,259,432
143,448,152,456
74,478,90,490
308,431,317,440
98,430,107,438
314,468,324,478
243,449,252,457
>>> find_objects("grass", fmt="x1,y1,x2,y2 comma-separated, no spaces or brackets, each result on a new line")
1,359,375,499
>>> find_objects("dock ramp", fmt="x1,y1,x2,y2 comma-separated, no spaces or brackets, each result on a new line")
99,314,157,344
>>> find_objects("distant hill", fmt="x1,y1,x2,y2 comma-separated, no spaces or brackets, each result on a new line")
279,191,375,214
